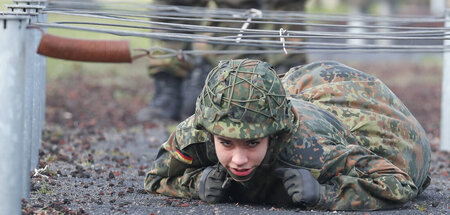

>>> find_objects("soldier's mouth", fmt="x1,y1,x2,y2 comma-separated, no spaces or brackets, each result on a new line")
230,168,254,176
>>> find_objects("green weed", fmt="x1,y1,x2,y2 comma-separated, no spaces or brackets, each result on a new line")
38,181,52,195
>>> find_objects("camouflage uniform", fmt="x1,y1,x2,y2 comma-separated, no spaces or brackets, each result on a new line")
148,0,307,77
144,60,430,210
142,0,307,121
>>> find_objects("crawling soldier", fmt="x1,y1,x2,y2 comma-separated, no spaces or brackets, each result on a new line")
144,59,431,210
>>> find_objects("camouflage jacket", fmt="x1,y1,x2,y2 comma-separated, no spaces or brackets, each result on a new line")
144,61,431,210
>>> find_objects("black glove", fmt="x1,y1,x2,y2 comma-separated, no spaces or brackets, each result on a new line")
199,165,231,203
274,167,320,207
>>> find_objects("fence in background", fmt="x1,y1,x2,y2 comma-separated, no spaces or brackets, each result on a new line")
0,1,449,214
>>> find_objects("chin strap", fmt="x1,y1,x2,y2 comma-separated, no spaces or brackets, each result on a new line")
214,163,233,189
221,177,232,189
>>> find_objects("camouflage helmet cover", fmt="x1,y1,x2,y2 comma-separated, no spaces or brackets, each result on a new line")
194,59,293,140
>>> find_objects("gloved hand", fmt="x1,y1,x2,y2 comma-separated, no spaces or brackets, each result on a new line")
274,167,320,207
199,165,231,203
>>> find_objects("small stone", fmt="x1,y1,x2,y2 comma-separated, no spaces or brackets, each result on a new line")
127,187,134,193
108,171,115,179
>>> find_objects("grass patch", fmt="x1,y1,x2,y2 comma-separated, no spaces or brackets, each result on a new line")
0,0,12,11
38,180,52,195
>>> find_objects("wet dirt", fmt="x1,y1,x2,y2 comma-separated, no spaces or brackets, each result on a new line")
23,63,449,214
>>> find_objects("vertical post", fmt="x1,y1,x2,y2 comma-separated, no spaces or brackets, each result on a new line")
347,2,366,46
8,0,46,200
375,0,393,46
31,0,47,172
442,8,450,151
0,14,29,215
38,0,48,160
431,0,446,15
8,0,48,173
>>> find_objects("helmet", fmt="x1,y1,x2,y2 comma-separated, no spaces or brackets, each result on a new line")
194,59,293,140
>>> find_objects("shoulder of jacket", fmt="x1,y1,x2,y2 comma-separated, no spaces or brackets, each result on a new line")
174,115,209,150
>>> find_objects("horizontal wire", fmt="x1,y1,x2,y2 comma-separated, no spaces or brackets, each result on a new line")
52,21,450,41
47,0,447,23
44,10,450,39
44,9,447,32
143,46,450,58
47,7,445,24
37,0,450,57
183,48,450,55
34,22,450,50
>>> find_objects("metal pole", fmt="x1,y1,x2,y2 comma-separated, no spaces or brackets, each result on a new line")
442,8,450,151
38,0,48,162
8,0,46,200
431,0,446,15
8,0,48,172
0,14,29,215
33,0,47,171
347,3,366,46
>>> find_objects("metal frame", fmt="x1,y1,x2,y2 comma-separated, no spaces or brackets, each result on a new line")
0,14,29,215
7,0,47,201
0,1,47,214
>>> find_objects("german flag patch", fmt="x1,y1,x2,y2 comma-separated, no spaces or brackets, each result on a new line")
174,148,193,164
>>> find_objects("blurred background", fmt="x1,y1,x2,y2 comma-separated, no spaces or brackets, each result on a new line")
0,0,443,145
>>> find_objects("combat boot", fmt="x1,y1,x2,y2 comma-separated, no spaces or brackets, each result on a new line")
179,56,212,120
137,72,182,122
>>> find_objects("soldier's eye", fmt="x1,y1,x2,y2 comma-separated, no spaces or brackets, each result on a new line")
248,141,260,148
221,141,232,147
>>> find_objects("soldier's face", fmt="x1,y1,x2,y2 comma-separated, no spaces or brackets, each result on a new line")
213,135,269,181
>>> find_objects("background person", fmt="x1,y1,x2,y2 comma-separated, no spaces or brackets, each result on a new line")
137,0,307,122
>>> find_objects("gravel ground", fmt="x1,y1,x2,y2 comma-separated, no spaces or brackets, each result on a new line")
22,125,449,215
22,61,449,214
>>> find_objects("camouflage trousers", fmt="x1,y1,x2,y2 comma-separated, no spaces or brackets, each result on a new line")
148,0,307,78
281,61,431,191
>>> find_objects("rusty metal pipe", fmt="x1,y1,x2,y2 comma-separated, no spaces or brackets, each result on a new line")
37,33,132,63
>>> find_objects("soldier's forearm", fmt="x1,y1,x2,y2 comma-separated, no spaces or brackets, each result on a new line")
144,168,204,199
312,174,417,210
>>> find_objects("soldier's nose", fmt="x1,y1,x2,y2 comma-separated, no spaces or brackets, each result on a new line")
231,148,248,166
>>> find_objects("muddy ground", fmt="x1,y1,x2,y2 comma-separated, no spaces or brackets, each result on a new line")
22,61,449,214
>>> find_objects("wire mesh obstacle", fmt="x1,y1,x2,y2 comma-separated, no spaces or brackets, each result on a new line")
37,0,449,150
